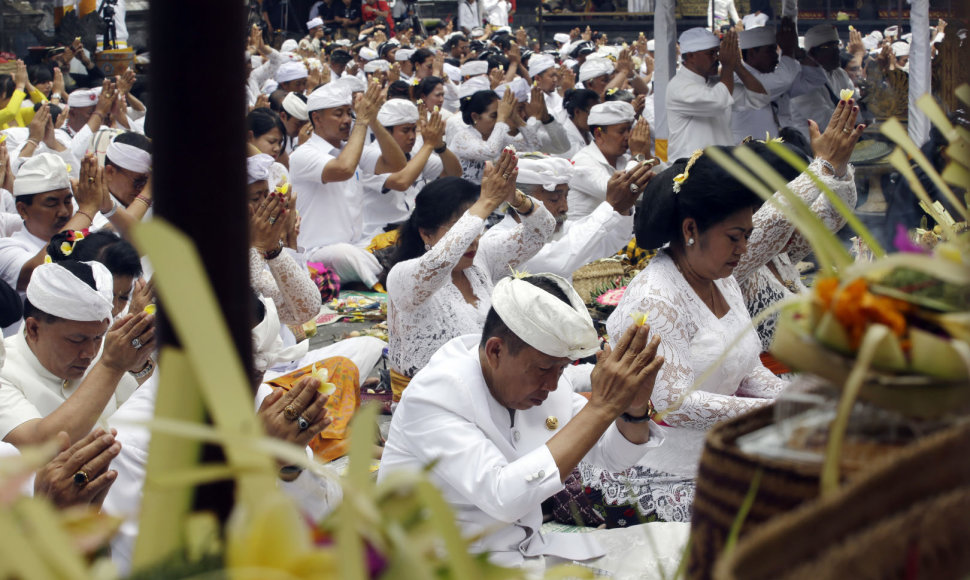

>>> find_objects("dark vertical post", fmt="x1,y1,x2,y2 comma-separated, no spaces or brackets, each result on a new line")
148,0,251,524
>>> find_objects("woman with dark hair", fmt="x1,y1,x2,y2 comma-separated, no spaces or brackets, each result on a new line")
451,88,544,184
575,105,861,523
246,108,290,184
559,88,600,159
385,151,555,399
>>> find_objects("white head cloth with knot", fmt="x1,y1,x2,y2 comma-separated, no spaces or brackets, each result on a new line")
490,273,600,360
27,261,114,323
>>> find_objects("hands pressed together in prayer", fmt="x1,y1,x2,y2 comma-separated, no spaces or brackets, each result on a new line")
589,322,663,423
258,376,332,478
34,428,120,510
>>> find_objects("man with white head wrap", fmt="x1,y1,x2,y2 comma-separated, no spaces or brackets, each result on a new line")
0,260,155,447
358,99,461,239
276,61,309,94
0,154,103,300
279,92,310,154
567,101,654,221
289,80,406,289
88,132,153,232
578,56,614,97
666,28,769,162
482,154,638,281
528,54,564,116
891,41,910,70
380,273,668,570
788,23,856,140
731,23,827,143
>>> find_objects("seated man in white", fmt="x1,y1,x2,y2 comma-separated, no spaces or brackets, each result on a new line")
379,273,667,571
0,153,103,299
567,101,651,221
0,260,155,448
483,154,651,281
289,81,406,289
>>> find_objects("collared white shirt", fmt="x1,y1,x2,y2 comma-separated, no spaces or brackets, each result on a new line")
0,330,138,440
567,142,637,221
666,67,769,162
289,133,366,251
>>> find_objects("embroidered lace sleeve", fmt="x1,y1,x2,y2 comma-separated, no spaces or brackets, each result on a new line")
478,198,556,280
737,362,788,398
387,211,485,310
735,158,848,282
249,248,322,326
450,123,514,163
785,164,857,263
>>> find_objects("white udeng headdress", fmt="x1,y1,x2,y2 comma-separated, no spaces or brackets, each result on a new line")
491,274,600,359
27,261,114,322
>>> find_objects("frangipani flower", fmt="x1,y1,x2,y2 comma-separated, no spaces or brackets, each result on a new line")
508,265,530,279
629,311,650,326
144,304,157,315
60,242,74,256
310,363,337,396
840,88,855,101
672,149,704,193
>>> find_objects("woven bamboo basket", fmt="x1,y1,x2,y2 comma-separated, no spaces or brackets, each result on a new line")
712,420,970,580
571,258,625,304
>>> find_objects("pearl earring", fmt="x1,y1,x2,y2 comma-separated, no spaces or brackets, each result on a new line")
687,237,695,246
424,243,431,251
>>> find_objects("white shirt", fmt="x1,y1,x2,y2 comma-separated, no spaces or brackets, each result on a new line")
481,0,510,26
554,112,591,160
482,202,633,281
567,142,637,221
0,330,139,440
0,227,46,296
457,0,481,31
707,0,740,27
289,133,366,251
666,67,769,162
386,206,554,377
379,334,664,567
788,67,855,141
732,57,828,143
358,139,444,240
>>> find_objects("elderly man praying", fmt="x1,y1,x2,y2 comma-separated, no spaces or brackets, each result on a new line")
380,273,681,574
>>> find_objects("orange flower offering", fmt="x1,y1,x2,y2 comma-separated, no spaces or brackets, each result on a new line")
815,278,912,350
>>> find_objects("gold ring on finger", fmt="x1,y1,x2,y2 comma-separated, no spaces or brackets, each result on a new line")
73,470,89,488
283,404,299,421
88,177,95,183
842,128,851,134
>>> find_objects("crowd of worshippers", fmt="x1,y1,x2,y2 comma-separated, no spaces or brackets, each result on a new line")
0,13,952,574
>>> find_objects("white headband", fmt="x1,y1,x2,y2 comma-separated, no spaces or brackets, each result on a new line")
377,99,419,127
491,274,599,359
27,261,114,323
528,54,556,78
247,154,275,185
282,92,309,121
106,141,152,174
516,157,574,191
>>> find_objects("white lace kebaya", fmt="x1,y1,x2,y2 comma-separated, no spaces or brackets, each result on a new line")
386,202,555,378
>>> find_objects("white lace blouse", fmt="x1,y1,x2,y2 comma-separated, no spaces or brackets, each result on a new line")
736,158,858,350
450,121,542,184
605,251,786,476
387,202,555,377
249,247,322,327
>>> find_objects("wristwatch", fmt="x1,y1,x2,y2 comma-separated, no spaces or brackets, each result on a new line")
620,399,657,423
130,359,154,379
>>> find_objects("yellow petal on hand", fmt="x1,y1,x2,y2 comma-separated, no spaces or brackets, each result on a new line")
144,304,157,315
629,311,650,326
840,88,855,101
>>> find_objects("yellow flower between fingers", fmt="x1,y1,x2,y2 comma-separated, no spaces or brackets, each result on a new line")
629,311,650,326
840,88,855,101
311,363,337,396
144,304,157,315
